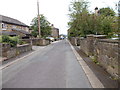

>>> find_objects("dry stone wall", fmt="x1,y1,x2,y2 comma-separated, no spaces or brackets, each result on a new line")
69,35,119,79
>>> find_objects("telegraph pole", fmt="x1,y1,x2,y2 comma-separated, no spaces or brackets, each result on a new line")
37,0,41,38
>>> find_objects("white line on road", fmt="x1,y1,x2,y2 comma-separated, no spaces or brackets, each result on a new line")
68,40,104,88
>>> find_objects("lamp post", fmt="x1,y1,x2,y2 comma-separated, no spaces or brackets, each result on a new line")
37,0,41,38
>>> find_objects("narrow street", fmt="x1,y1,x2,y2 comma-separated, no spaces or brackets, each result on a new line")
2,40,92,88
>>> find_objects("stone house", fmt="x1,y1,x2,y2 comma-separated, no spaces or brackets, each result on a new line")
51,24,59,39
0,15,31,39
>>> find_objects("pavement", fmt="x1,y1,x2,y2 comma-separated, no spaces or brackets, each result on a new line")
1,40,114,88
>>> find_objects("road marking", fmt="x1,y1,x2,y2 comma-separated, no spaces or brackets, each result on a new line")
68,40,104,88
0,46,46,70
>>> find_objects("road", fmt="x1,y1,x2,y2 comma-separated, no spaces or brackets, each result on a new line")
2,40,92,88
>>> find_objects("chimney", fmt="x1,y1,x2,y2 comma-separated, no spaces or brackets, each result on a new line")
95,7,99,15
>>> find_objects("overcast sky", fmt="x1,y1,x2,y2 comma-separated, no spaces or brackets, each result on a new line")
0,0,118,34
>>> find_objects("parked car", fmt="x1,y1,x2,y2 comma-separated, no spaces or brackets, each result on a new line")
46,37,54,42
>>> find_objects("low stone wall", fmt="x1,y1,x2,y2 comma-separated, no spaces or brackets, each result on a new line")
69,35,119,79
1,43,32,60
80,35,107,56
22,38,50,46
95,39,119,78
69,37,80,46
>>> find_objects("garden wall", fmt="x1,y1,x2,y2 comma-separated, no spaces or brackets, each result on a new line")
69,35,119,79
1,43,32,60
21,38,50,46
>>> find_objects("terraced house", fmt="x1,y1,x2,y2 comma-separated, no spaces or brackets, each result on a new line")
0,15,31,39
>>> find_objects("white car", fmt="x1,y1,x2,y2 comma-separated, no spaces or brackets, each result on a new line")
46,37,54,42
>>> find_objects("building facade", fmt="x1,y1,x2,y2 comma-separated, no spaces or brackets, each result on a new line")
51,24,59,39
0,15,30,38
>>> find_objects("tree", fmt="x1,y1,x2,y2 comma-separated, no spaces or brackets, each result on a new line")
68,0,89,37
68,1,118,38
31,15,52,38
99,7,115,16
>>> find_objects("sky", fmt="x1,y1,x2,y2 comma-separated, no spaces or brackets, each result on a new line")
0,0,118,35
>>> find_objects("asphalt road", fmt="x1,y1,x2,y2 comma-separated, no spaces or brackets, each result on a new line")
2,40,92,88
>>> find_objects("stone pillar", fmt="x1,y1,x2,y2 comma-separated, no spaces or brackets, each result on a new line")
86,34,94,56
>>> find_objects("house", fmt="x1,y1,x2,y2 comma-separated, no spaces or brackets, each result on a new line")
0,15,31,39
51,24,59,39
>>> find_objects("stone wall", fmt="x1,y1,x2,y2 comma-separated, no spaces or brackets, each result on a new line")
69,37,80,46
80,35,107,56
69,35,119,79
95,39,119,78
22,38,50,46
1,43,32,60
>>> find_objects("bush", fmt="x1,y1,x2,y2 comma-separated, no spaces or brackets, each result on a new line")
2,35,10,42
0,36,2,43
9,36,19,47
19,40,26,45
1,35,28,47
1,35,19,47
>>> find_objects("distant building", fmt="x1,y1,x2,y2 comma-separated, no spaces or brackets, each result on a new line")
51,24,59,39
0,15,31,39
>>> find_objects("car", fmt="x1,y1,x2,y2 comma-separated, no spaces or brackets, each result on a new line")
46,37,54,42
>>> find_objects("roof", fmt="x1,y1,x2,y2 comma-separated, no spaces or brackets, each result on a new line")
0,15,29,27
0,28,31,36
0,31,17,36
12,28,30,35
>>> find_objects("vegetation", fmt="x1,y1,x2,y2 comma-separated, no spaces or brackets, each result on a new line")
0,35,25,47
68,0,118,38
30,14,52,38
99,7,115,16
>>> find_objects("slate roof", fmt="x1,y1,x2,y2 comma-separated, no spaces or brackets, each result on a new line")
12,28,30,35
0,31,17,36
0,15,29,27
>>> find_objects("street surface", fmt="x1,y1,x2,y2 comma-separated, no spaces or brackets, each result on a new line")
2,40,92,88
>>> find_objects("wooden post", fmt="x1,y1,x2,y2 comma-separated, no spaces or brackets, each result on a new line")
37,0,41,38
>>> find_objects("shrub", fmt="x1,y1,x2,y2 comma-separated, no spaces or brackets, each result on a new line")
0,36,2,43
2,35,10,43
1,35,19,47
19,40,26,45
9,36,19,47
1,35,28,47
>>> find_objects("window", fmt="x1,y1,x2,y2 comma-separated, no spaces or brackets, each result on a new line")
1,23,6,30
2,23,4,28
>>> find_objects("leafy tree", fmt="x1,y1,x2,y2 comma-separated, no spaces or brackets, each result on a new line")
68,1,118,38
31,15,52,38
99,7,115,16
68,0,89,37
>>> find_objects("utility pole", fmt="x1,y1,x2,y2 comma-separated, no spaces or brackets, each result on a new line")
37,0,41,38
